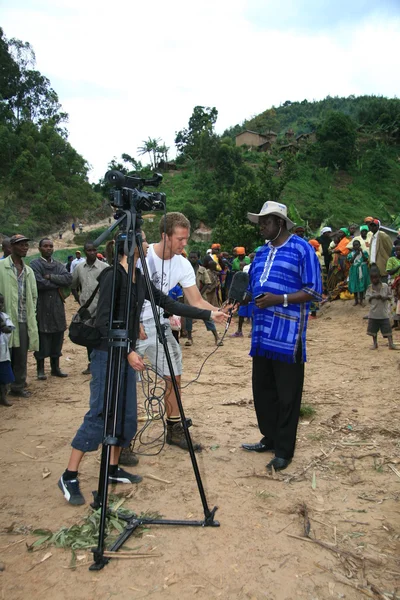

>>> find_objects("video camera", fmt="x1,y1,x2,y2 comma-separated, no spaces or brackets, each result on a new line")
105,170,166,213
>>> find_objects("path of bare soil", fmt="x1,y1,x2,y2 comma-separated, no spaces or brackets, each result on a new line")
0,300,399,600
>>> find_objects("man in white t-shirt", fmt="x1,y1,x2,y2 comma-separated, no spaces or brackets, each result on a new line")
136,212,227,452
70,251,85,273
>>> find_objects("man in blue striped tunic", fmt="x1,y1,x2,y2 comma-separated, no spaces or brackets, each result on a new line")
241,201,322,471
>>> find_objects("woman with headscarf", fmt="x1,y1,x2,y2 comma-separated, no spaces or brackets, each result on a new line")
232,247,250,271
210,244,222,271
327,228,351,293
346,225,370,252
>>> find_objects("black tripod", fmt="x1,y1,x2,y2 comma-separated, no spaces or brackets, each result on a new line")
89,173,219,571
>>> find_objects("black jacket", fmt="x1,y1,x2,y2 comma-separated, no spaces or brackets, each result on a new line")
30,258,73,333
95,264,213,351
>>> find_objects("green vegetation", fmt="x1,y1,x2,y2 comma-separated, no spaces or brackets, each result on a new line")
2,27,400,247
153,98,400,249
299,404,316,418
0,28,104,238
223,95,400,141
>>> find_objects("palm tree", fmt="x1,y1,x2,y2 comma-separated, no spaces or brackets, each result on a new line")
137,137,161,169
158,143,169,165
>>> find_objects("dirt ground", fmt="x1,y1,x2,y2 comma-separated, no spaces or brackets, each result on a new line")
26,218,112,255
0,299,399,600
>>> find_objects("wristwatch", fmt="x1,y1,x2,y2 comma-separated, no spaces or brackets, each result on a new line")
283,293,288,307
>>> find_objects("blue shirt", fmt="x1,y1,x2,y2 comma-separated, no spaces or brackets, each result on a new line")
248,235,322,363
168,284,183,301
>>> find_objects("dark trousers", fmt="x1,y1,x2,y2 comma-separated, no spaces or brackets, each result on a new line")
252,356,304,460
10,322,29,392
186,318,216,334
34,331,64,360
72,350,137,452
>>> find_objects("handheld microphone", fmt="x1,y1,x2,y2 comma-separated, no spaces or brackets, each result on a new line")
225,271,249,330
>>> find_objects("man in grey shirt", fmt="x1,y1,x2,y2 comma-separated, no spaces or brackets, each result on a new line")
71,240,108,374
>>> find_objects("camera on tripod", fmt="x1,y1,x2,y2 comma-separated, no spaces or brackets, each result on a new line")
105,170,166,212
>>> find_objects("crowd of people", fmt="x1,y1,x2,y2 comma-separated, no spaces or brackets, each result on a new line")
0,206,399,504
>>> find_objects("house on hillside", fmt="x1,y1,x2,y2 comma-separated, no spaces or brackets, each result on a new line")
296,132,316,144
235,130,267,148
279,143,298,154
157,160,178,171
285,129,295,140
235,129,277,151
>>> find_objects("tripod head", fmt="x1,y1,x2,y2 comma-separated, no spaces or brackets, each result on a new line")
93,170,167,249
105,170,166,213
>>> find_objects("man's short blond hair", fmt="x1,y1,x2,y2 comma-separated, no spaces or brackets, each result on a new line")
159,212,190,237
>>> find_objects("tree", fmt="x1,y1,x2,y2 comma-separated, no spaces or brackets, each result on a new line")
175,106,218,162
137,137,161,169
251,108,279,134
317,111,357,169
121,153,140,171
4,34,67,127
0,28,20,101
0,29,103,237
157,143,169,164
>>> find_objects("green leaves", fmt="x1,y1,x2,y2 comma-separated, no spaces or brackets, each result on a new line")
28,507,134,554
0,28,103,237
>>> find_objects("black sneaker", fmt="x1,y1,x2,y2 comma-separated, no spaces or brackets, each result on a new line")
108,467,142,485
58,475,85,505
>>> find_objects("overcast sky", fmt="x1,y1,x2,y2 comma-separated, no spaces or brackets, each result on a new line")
3,0,400,182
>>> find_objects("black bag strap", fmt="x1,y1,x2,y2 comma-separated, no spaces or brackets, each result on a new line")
81,283,100,310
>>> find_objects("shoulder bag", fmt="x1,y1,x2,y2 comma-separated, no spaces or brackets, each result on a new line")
68,284,101,347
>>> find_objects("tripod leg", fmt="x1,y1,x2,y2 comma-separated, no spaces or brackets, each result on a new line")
135,232,218,524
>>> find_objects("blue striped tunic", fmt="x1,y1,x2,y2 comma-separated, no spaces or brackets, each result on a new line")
248,235,322,363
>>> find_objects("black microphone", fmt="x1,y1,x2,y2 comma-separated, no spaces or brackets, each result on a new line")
225,271,249,330
228,271,249,303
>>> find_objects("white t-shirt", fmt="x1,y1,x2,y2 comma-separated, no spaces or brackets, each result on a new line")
140,244,196,322
0,312,14,362
70,257,85,272
370,232,378,264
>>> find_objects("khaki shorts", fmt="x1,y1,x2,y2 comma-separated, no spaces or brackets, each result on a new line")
135,319,182,377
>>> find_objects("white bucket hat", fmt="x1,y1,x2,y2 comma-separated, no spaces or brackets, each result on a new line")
247,201,295,229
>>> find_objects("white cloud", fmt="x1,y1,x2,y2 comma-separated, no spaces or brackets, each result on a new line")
2,0,400,181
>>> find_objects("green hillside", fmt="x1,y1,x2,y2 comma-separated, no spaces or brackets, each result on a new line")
0,29,104,239
150,99,400,251
223,95,400,140
2,26,400,252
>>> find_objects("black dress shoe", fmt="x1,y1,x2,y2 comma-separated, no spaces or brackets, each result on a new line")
242,442,274,453
266,457,292,471
9,389,31,398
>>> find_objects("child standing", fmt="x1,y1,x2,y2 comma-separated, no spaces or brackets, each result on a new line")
308,240,324,318
348,240,370,306
231,260,254,337
0,293,15,406
366,266,397,350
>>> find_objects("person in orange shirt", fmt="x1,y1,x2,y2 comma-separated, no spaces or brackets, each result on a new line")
333,228,351,273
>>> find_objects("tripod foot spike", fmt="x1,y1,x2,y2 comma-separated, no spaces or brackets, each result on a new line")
89,549,109,571
204,506,220,527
